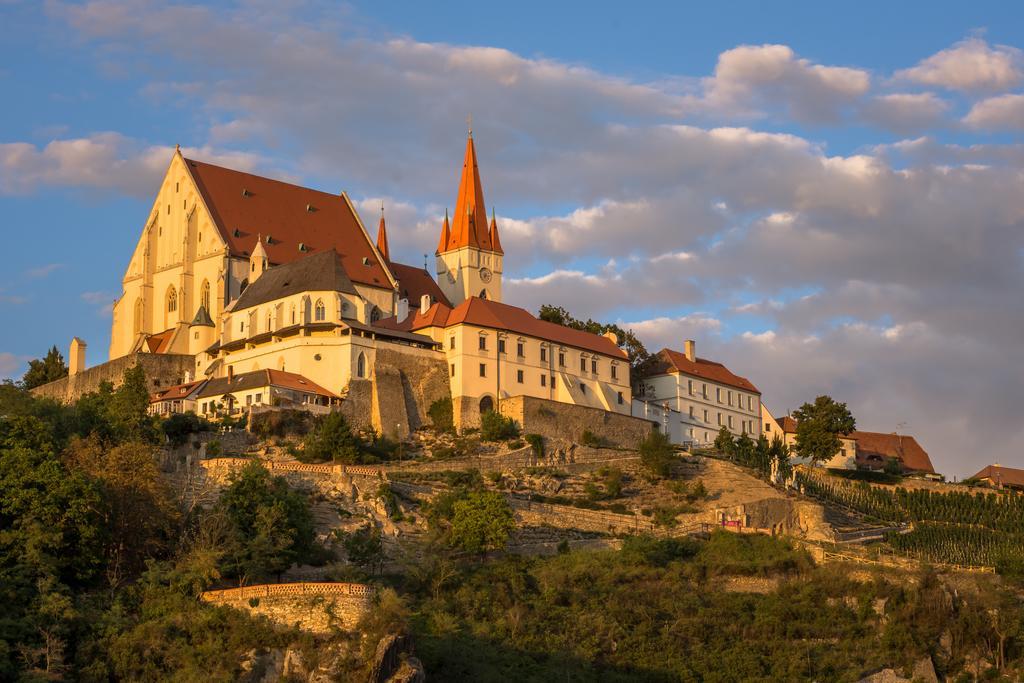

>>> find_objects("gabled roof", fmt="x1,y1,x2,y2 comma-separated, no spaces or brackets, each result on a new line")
777,416,799,433
389,261,452,308
439,134,502,254
183,157,392,289
197,369,337,399
969,464,1024,488
145,329,175,353
851,431,934,474
645,348,760,394
378,296,626,359
151,379,206,403
232,249,357,311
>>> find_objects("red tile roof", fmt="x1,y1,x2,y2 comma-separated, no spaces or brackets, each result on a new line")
184,157,392,290
852,431,934,474
197,369,338,399
778,415,799,433
150,379,206,403
440,134,502,254
145,329,174,353
646,348,760,394
377,297,626,358
390,262,452,308
969,464,1024,488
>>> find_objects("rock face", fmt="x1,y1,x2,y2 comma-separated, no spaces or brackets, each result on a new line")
368,633,424,683
857,657,938,683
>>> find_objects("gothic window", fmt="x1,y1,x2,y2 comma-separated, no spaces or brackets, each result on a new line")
370,306,382,323
266,313,273,333
479,289,488,299
200,280,211,312
133,298,143,335
167,286,177,313
290,305,296,325
314,299,326,322
356,352,367,379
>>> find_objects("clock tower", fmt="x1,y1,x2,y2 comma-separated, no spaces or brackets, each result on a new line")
436,130,504,306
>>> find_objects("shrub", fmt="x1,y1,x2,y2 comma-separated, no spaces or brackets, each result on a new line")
525,433,544,458
300,412,362,463
639,429,675,478
205,439,222,457
250,409,313,439
480,411,520,442
162,411,210,447
449,491,515,553
580,430,609,448
428,396,455,433
507,439,525,450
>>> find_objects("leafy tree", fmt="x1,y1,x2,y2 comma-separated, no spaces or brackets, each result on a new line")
342,524,384,573
428,396,455,433
215,461,315,581
791,395,856,465
21,346,68,390
714,426,735,456
301,411,362,463
638,429,675,478
769,435,792,481
109,364,156,443
448,491,515,553
161,411,210,447
538,304,651,374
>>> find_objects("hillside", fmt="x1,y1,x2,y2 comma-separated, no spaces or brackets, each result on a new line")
3,375,1024,682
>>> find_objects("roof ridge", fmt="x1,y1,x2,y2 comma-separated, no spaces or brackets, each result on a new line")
184,157,341,199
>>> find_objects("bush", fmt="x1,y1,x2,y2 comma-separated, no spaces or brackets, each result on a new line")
480,411,520,442
300,412,363,463
161,411,210,447
580,430,609,448
449,491,515,553
639,429,675,478
206,439,222,457
428,397,455,433
525,433,544,458
250,409,313,439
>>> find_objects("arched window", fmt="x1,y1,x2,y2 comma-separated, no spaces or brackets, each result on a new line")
290,304,296,325
167,286,178,313
479,395,494,414
266,313,273,333
356,352,366,379
314,299,326,322
370,306,382,323
479,289,488,300
200,280,211,312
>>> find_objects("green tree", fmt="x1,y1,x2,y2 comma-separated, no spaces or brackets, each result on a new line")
109,365,156,443
342,524,384,573
21,346,68,390
449,491,515,553
480,410,520,441
714,426,735,456
428,396,455,433
639,429,675,478
301,411,362,463
216,461,315,581
792,395,856,464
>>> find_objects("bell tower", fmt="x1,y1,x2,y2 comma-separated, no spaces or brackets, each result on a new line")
436,130,503,306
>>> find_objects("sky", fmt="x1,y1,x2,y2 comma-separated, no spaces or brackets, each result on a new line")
1,0,1023,477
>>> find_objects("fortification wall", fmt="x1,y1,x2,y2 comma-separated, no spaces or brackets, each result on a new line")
373,345,450,432
499,395,654,449
201,582,374,635
385,444,638,475
31,353,195,404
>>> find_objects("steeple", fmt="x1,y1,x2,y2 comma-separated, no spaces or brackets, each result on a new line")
375,203,390,262
250,234,269,281
445,132,495,252
489,207,502,254
436,208,451,255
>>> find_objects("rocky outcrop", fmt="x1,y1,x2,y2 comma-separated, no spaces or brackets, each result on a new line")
368,634,424,683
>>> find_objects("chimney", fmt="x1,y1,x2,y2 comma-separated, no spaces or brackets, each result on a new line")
396,298,410,323
684,339,696,362
227,365,234,383
420,294,432,315
69,337,86,376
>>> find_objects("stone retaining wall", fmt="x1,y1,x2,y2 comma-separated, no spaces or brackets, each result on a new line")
499,395,654,449
31,352,195,403
201,582,374,634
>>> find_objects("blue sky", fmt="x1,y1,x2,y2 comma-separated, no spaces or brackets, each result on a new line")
2,0,1023,476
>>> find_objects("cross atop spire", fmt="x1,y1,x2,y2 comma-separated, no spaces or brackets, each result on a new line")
467,113,473,137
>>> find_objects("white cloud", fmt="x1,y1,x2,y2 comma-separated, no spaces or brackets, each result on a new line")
860,93,949,134
896,38,1023,92
963,93,1024,130
26,263,64,278
0,351,26,379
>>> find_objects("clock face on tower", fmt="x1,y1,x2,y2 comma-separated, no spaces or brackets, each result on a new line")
479,267,493,283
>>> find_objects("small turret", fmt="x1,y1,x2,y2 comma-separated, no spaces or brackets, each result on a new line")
250,234,269,281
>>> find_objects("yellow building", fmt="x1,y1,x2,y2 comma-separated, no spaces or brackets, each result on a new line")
637,341,761,444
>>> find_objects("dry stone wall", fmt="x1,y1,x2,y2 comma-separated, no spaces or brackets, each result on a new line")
201,582,374,635
499,395,654,449
31,352,195,403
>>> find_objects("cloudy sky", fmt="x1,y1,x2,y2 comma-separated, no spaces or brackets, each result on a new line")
2,1,1023,477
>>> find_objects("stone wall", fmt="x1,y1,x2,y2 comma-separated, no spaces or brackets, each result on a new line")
339,379,373,429
385,444,638,475
510,497,662,536
499,395,655,449
31,352,195,404
201,582,374,635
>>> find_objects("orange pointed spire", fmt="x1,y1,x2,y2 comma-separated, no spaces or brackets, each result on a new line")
445,132,494,252
489,207,503,255
375,203,390,262
436,208,451,254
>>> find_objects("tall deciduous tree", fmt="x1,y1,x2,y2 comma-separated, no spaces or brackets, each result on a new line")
538,304,651,375
448,492,515,554
21,346,68,390
792,395,856,465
